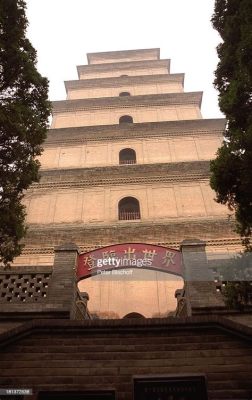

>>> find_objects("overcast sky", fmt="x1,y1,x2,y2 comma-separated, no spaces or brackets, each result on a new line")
26,0,223,119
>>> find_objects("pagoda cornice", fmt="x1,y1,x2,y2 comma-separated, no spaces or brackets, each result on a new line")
87,48,160,64
47,119,226,145
52,92,203,113
77,59,170,77
65,73,184,91
24,218,238,253
18,234,241,256
29,161,210,191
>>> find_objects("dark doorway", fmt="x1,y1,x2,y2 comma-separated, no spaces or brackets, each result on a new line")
134,376,208,400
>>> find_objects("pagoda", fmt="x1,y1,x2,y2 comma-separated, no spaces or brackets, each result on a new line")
13,48,241,317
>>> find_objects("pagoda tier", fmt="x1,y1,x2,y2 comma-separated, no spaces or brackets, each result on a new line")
52,92,202,111
46,119,226,144
77,59,170,79
51,92,203,129
86,48,160,64
64,73,184,99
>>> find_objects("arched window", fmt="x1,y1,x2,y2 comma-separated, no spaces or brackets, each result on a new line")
118,197,140,220
119,91,130,97
119,148,136,165
120,74,128,77
119,115,133,124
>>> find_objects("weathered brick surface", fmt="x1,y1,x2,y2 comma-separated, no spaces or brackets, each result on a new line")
65,73,185,91
0,317,251,399
47,119,225,146
52,92,202,113
38,160,210,185
23,217,238,250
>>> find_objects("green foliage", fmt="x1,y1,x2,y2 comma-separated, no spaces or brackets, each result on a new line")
216,253,252,309
210,0,252,246
0,0,51,266
223,282,252,310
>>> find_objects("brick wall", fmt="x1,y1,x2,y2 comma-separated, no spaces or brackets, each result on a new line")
0,317,251,399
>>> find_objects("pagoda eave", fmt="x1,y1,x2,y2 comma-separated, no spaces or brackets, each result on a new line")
64,73,185,91
31,161,211,192
87,48,160,65
77,59,170,78
52,91,203,113
47,118,226,144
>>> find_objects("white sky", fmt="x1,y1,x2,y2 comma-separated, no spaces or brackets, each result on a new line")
26,0,223,119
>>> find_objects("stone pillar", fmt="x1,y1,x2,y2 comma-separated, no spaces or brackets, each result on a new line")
180,239,225,316
46,243,79,319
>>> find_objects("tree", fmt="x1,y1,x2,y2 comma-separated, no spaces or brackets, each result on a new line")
0,0,51,267
215,253,252,309
210,0,252,247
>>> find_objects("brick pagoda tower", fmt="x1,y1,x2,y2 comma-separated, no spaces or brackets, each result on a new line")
13,48,241,318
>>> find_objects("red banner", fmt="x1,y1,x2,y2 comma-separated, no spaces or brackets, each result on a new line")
77,243,182,280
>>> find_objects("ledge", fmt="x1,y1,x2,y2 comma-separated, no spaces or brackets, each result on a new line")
16,235,242,257
46,118,226,145
22,216,237,251
0,315,251,348
87,48,160,65
24,215,232,231
0,266,53,274
31,161,211,190
77,59,170,77
52,92,203,113
64,73,184,91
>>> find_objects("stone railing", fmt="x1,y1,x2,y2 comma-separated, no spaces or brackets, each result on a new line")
0,267,52,304
0,245,92,320
119,159,136,165
119,211,140,220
